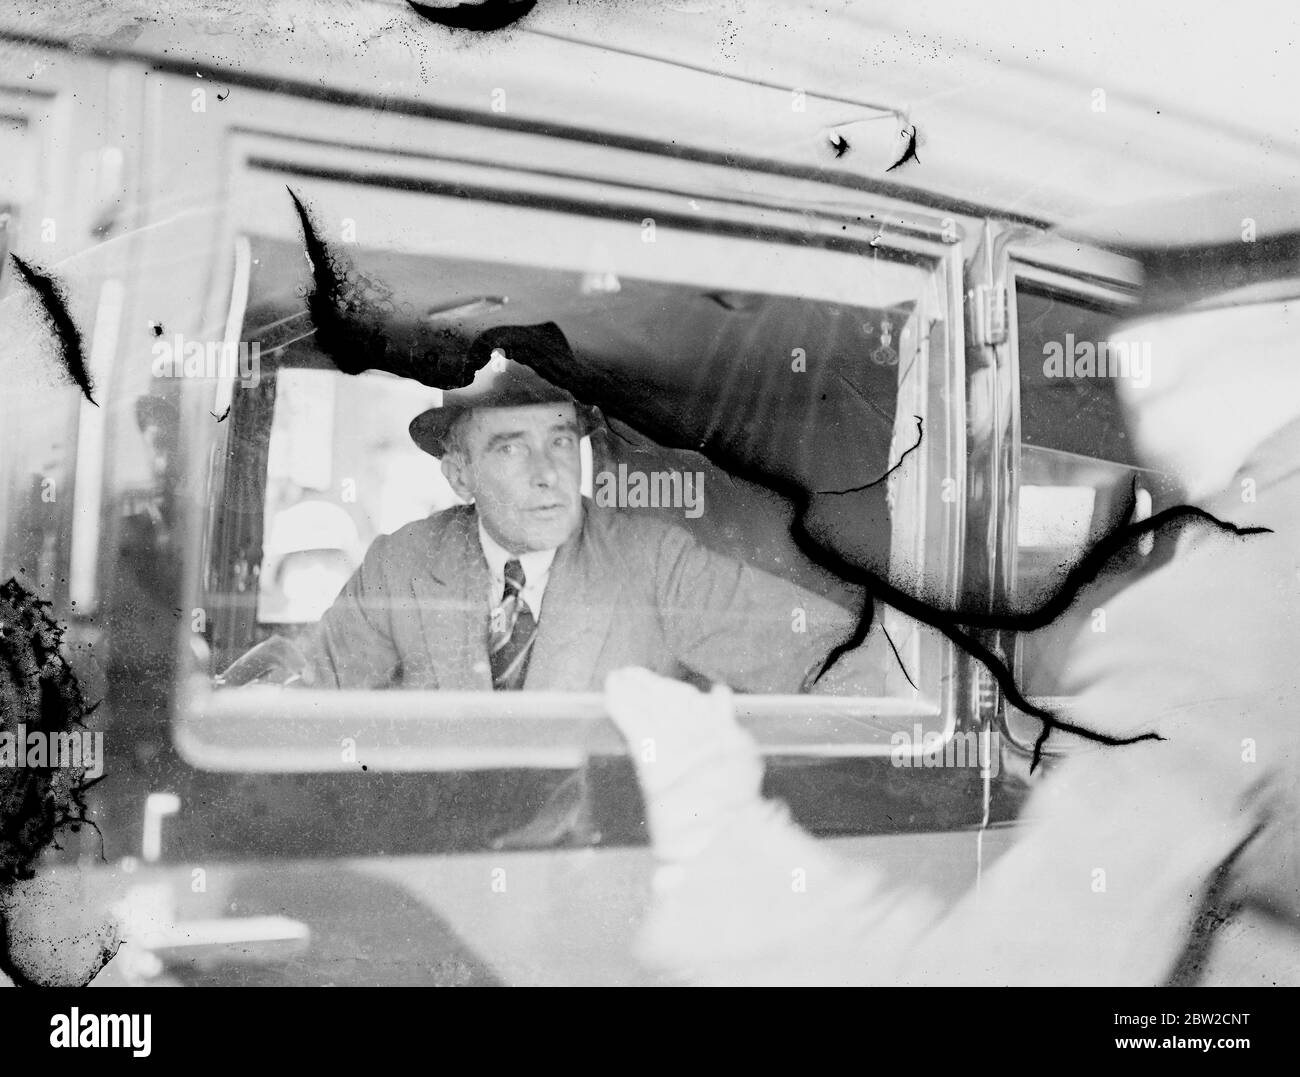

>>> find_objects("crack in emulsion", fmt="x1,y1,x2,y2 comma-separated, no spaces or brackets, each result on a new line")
815,415,924,497
284,198,1271,771
507,345,1270,770
8,254,96,406
289,188,484,388
879,625,917,691
886,125,920,172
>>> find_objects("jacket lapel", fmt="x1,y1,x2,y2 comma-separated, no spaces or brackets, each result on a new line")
411,507,493,690
525,508,620,690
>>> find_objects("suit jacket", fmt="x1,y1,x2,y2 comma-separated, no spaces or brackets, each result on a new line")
305,501,891,694
627,418,1300,985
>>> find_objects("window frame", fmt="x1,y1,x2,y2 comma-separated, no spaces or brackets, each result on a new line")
171,124,972,773
1000,244,1154,752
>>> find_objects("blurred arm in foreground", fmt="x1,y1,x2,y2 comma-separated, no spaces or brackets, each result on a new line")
607,455,1300,987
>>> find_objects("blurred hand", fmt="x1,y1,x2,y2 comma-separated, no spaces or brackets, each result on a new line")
214,634,314,688
604,667,765,861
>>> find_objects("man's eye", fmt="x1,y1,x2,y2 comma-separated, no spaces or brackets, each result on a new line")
498,442,525,456
553,435,575,449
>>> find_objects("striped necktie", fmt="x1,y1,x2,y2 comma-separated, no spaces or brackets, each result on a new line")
489,559,537,690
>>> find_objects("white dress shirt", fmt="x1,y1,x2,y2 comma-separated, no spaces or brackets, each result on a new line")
477,520,557,618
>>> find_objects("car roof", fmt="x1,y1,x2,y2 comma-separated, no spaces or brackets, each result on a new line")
4,0,1299,224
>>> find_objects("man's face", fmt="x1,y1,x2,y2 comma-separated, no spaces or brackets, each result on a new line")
441,403,583,553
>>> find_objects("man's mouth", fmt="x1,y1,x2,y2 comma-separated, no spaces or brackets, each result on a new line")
529,503,566,516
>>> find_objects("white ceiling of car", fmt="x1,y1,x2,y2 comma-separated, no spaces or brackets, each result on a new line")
4,0,1298,224
517,0,1300,223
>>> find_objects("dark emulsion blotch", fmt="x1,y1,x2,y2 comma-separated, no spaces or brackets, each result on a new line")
8,254,96,406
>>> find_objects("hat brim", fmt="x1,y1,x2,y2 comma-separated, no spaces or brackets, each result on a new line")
410,400,601,457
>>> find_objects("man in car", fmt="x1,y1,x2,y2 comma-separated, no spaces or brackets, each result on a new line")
302,323,893,696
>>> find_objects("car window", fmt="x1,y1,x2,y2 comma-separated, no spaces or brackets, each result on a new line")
1010,278,1180,728
174,181,962,762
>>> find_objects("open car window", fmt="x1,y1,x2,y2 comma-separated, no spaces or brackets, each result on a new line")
1006,274,1181,747
161,167,964,769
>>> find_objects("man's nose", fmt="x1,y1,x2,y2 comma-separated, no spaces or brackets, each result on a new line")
531,451,559,486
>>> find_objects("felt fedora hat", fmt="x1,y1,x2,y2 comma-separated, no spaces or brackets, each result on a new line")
409,322,599,457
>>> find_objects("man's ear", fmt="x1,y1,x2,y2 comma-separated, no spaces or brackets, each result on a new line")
441,452,475,503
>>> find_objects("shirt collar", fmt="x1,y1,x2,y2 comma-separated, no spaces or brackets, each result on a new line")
476,517,558,586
